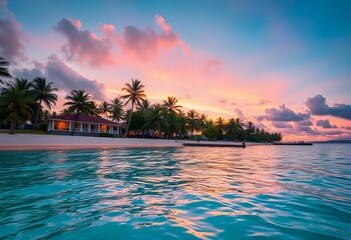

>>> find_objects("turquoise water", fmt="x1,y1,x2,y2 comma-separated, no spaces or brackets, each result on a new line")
0,144,350,240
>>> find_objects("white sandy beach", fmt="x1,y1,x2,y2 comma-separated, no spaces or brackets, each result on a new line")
0,133,266,151
0,134,183,151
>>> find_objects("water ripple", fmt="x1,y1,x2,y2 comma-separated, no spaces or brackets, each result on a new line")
0,144,350,239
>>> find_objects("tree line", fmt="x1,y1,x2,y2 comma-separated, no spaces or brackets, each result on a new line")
0,56,282,141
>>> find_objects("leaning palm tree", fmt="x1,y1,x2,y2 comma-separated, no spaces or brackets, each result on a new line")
0,57,12,84
32,77,58,129
121,79,146,137
234,118,244,128
0,80,35,134
162,96,182,114
64,90,94,135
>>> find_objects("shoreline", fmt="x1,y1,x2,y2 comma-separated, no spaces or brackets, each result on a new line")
0,133,267,152
0,133,183,152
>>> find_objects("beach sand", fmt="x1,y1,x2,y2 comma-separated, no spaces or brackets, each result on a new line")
0,134,183,151
0,133,267,151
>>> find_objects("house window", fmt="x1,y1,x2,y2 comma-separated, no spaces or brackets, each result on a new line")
82,123,89,132
100,125,110,133
54,121,69,130
90,124,97,132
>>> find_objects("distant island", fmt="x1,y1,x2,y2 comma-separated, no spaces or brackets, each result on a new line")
314,140,351,144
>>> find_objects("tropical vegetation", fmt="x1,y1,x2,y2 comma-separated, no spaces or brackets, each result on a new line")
64,90,95,135
0,56,282,141
0,57,12,84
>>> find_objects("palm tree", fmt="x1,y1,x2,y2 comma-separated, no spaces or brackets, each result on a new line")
0,57,12,84
187,109,200,135
137,99,151,112
226,118,243,141
0,80,35,134
234,118,244,128
206,119,214,127
162,96,182,114
42,110,51,123
199,113,208,134
98,101,111,118
174,111,187,137
121,79,146,137
60,108,70,114
110,98,124,123
215,117,226,137
91,101,100,116
246,121,255,135
136,99,152,137
1,78,33,94
166,111,182,138
64,90,94,135
144,104,167,137
32,77,58,129
245,121,255,140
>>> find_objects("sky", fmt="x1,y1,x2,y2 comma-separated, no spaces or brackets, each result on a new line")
0,0,350,141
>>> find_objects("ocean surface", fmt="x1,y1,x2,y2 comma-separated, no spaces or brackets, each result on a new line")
0,144,350,239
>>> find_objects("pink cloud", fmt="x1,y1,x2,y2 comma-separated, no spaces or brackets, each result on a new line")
234,108,245,119
118,22,184,60
155,15,171,32
105,15,188,60
69,19,81,29
55,15,188,65
55,18,115,66
102,24,115,32
0,1,26,62
45,54,106,100
203,58,222,75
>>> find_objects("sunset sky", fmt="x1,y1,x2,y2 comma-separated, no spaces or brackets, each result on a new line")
1,0,350,141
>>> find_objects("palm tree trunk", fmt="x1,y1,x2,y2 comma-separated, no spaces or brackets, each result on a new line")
123,104,134,137
71,111,79,135
9,120,16,134
35,100,42,130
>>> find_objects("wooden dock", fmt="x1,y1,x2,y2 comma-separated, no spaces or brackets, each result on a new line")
183,142,246,148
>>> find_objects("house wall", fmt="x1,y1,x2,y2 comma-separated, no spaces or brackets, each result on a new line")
47,119,122,136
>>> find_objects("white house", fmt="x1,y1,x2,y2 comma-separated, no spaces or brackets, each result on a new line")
47,114,125,136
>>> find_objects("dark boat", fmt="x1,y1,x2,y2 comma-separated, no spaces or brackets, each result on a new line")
183,142,246,148
273,142,313,146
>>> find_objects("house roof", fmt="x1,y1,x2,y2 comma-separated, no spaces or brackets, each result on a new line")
49,114,126,126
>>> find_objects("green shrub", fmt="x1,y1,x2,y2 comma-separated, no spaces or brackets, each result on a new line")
98,133,115,138
203,126,219,141
38,123,48,132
